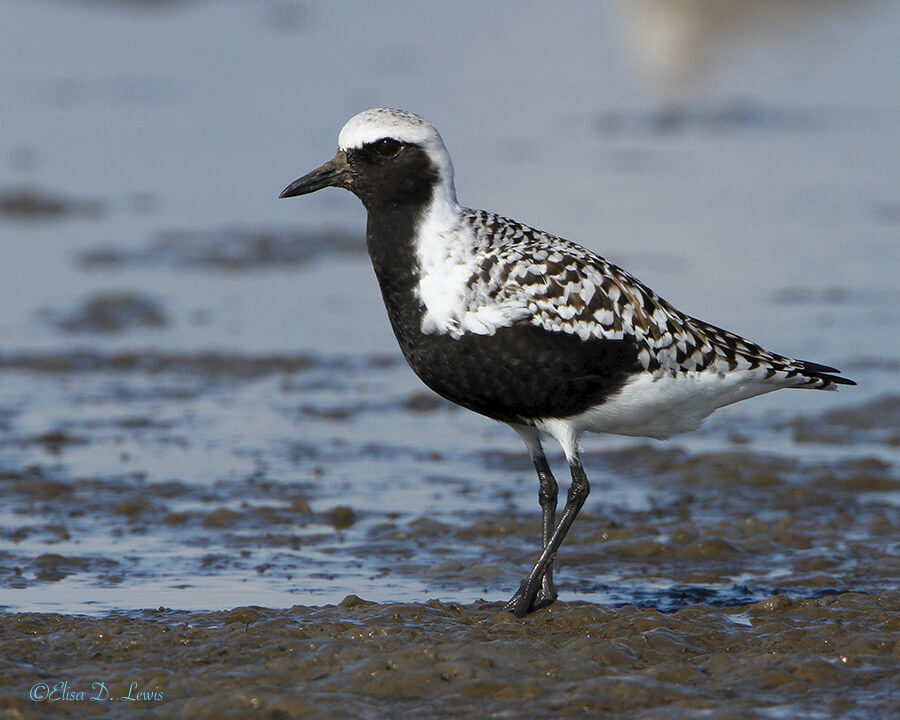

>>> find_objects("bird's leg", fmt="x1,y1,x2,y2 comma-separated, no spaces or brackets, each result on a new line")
507,426,558,607
534,453,559,604
505,455,590,618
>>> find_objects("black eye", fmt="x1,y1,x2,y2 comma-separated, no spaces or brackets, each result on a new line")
373,138,402,157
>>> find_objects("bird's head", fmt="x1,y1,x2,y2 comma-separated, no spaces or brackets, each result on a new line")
280,108,457,211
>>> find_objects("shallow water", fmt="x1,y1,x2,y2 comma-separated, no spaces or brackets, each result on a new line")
1,1,898,717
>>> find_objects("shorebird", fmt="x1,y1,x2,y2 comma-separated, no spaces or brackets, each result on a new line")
279,108,854,617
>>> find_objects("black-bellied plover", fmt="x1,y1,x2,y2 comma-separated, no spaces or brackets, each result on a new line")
280,108,855,617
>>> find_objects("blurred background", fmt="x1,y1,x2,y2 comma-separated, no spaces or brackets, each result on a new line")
0,0,897,613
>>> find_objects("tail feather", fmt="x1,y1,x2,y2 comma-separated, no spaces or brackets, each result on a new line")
795,359,856,388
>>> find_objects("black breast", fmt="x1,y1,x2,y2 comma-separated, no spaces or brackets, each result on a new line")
399,320,640,423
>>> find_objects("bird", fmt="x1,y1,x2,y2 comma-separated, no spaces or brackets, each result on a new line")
279,107,855,618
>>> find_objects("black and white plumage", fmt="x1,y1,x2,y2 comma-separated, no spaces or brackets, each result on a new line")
280,107,854,617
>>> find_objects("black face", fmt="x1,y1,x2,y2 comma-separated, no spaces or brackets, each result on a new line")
279,135,441,211
344,138,439,210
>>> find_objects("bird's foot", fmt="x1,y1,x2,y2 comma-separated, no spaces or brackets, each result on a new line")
540,575,559,605
503,575,558,618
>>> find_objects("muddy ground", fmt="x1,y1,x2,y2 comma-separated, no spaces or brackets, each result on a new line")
2,592,897,719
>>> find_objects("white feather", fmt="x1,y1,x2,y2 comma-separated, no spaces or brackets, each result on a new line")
557,370,781,440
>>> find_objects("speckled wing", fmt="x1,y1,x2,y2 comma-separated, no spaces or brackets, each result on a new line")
461,209,852,389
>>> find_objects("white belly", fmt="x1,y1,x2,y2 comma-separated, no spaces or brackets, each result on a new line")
555,370,780,440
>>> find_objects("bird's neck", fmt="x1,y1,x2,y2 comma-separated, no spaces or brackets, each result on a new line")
365,188,460,293
366,203,423,296
365,190,461,342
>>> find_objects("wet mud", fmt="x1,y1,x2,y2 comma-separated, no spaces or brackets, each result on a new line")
79,227,365,270
45,292,169,334
2,593,897,719
780,394,900,447
0,186,105,222
593,99,829,138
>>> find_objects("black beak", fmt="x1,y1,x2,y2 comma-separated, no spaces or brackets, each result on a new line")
279,150,351,199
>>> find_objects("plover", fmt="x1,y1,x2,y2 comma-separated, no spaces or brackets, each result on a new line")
280,108,854,617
